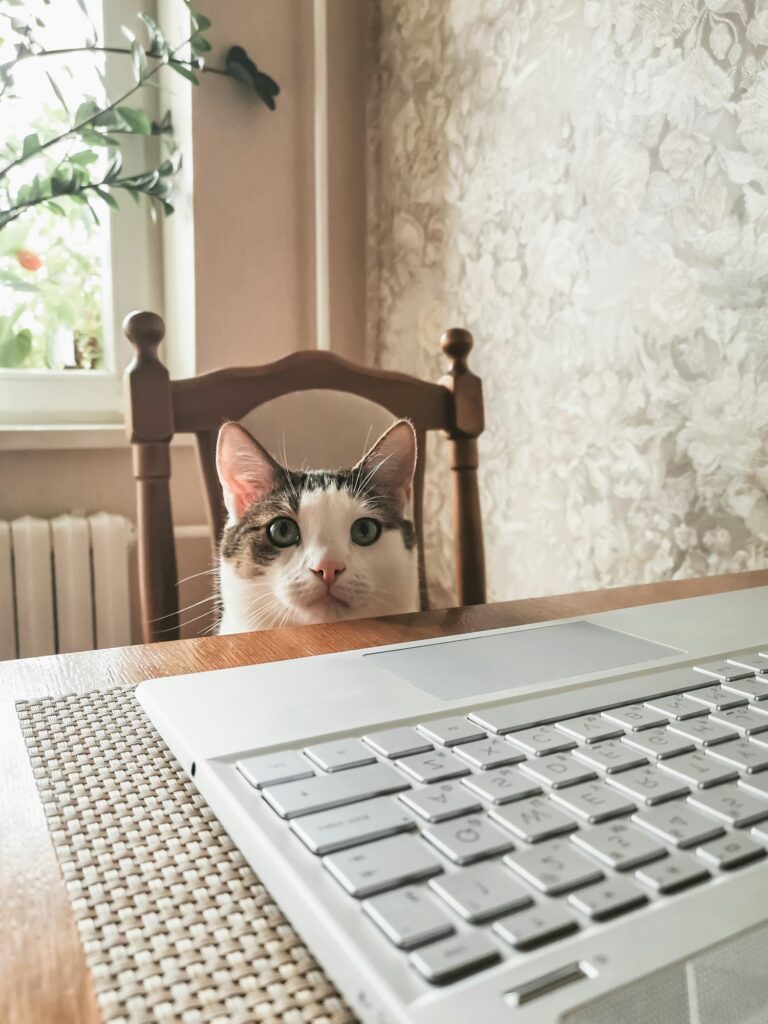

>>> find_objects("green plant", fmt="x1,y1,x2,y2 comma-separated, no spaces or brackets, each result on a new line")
0,0,278,369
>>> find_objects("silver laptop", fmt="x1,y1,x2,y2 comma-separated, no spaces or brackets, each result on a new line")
138,586,768,1024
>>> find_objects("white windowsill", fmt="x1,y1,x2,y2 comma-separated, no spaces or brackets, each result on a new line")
0,424,196,451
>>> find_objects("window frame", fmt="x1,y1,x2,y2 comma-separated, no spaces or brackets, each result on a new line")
0,0,165,427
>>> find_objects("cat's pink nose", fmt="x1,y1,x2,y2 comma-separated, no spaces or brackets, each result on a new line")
310,561,346,585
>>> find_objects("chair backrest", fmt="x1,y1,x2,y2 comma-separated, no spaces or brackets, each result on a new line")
123,311,485,642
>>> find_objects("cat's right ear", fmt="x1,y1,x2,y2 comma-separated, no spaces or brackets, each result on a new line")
216,422,281,522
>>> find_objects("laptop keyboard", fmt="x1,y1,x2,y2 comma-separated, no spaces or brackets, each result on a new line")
236,651,768,985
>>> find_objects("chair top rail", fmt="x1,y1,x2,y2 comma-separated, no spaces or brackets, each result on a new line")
170,349,453,434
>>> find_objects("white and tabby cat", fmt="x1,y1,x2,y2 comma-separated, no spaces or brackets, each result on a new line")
215,418,420,633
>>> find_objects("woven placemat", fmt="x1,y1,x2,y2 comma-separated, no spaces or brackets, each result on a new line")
16,688,356,1024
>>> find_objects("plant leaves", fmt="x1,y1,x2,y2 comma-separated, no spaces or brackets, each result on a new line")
151,109,173,135
116,105,151,134
93,186,119,210
79,127,119,147
190,34,212,54
131,39,147,82
105,151,123,181
69,150,98,165
138,12,167,58
46,71,69,112
21,133,40,158
225,46,279,109
168,59,199,85
75,97,99,123
0,329,32,367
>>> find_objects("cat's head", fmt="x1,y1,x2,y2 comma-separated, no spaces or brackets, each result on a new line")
215,419,420,630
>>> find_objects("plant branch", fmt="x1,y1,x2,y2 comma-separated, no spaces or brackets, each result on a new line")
0,165,169,227
0,45,230,78
0,36,195,184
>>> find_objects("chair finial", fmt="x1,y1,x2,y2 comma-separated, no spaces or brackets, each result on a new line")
123,310,165,363
440,327,473,372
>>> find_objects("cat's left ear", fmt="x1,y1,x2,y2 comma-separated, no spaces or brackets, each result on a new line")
216,422,283,522
354,419,417,511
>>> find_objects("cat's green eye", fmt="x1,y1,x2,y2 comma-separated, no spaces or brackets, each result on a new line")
350,517,381,546
267,517,301,548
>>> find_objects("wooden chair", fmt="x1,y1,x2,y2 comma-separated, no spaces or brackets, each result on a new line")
123,311,486,642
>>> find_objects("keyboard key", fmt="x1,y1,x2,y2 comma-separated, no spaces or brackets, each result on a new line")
658,750,738,788
363,886,454,949
324,834,442,898
739,775,768,798
694,660,754,682
363,727,433,759
568,877,648,920
422,814,514,865
555,714,624,743
709,705,768,736
602,705,668,731
289,796,415,854
622,727,696,760
263,762,409,818
632,802,724,848
493,903,579,949
505,724,577,756
505,838,603,894
751,820,768,842
462,767,541,805
519,753,597,789
237,750,313,789
606,766,689,805
453,736,524,770
727,655,768,677
697,833,766,870
722,677,768,701
644,694,708,720
409,932,500,984
705,739,768,773
490,796,578,842
417,716,486,747
688,784,768,827
667,717,738,746
571,820,666,869
550,781,635,823
430,862,532,922
399,782,481,822
685,686,747,710
304,738,377,772
396,750,470,784
636,853,709,893
572,740,648,774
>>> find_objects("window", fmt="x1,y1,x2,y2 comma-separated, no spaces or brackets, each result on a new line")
0,0,162,426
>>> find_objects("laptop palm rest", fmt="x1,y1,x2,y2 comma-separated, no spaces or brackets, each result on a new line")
365,621,680,700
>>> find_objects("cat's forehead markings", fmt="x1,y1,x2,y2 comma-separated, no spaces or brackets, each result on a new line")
298,487,360,515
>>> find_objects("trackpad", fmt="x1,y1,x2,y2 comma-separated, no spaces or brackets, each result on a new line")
365,621,679,700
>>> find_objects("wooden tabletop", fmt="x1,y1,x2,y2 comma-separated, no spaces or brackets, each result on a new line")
2,569,767,1024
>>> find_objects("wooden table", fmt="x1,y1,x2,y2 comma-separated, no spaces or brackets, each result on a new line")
2,570,767,1024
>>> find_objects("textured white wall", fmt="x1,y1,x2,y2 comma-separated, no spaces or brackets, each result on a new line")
367,0,768,606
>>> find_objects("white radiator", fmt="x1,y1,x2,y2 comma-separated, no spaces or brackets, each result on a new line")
0,513,133,659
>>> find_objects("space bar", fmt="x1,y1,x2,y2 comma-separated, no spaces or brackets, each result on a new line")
262,763,410,818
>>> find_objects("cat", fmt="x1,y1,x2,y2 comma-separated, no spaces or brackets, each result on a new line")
215,418,421,633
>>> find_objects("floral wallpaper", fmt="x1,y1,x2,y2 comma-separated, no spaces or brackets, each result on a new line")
366,0,768,607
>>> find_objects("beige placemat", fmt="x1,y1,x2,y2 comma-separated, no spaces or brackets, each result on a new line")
16,688,355,1024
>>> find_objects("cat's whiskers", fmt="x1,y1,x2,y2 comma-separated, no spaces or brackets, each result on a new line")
153,604,221,635
176,566,218,587
149,593,219,624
